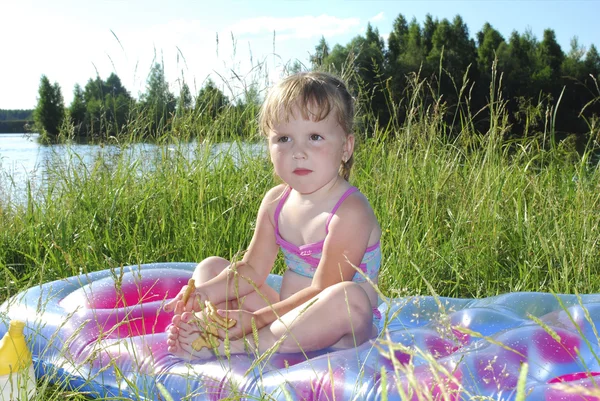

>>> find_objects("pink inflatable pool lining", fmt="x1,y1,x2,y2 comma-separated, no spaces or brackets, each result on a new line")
1,262,600,400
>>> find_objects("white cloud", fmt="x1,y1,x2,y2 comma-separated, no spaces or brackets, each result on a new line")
369,12,385,23
0,10,362,108
226,15,361,41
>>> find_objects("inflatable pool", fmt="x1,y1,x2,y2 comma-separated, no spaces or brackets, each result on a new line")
1,262,600,400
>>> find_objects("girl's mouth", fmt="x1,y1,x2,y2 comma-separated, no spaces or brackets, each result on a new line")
293,168,312,176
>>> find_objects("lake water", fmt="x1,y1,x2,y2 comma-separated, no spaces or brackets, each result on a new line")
0,133,265,204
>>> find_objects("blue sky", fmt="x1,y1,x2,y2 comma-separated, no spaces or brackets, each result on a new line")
2,0,599,109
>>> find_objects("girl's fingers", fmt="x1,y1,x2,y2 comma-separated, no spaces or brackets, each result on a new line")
205,301,237,328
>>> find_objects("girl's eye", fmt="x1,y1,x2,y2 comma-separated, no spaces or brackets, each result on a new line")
277,136,290,143
310,134,323,141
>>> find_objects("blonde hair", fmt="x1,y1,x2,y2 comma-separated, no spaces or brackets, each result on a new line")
258,71,355,180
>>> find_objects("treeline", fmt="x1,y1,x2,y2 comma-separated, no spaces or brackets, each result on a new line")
33,62,237,140
32,13,600,146
0,109,33,121
0,109,33,133
313,14,600,147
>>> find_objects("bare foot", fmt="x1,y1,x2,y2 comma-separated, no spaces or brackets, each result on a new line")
164,279,203,314
166,314,214,359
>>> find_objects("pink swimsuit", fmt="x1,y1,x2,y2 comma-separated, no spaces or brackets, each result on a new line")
274,186,381,283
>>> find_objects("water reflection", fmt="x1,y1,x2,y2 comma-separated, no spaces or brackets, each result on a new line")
0,133,266,205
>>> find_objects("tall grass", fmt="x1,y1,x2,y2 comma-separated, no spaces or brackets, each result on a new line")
0,60,599,400
1,65,600,302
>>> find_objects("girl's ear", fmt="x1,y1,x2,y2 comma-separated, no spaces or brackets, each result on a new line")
343,134,355,161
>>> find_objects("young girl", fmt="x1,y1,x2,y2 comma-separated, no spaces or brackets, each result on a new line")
165,71,382,358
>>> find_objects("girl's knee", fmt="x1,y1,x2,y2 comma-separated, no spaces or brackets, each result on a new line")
324,282,372,317
198,256,230,267
325,281,365,298
194,256,230,281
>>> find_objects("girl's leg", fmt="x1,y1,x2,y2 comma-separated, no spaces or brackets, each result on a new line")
169,281,375,358
167,256,279,355
265,281,376,353
189,256,280,310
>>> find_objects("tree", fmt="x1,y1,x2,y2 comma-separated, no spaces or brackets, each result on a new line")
538,29,564,75
422,14,437,57
533,29,564,95
477,23,505,72
498,30,538,101
582,45,600,131
321,43,349,73
474,23,506,118
69,84,86,134
584,44,600,79
104,73,133,135
426,16,477,114
74,73,134,138
402,19,425,71
561,37,585,78
310,36,330,69
195,79,229,119
288,60,304,74
321,23,388,130
449,15,478,78
387,14,409,66
308,13,596,142
176,81,193,116
385,15,425,125
82,77,106,136
105,73,128,97
34,75,65,137
141,63,176,134
427,18,453,71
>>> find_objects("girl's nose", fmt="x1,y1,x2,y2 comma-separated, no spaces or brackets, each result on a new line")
292,147,307,160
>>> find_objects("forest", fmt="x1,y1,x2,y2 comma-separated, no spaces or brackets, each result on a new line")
16,14,600,148
0,109,33,133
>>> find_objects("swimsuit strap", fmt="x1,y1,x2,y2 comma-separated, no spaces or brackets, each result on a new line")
325,187,358,234
274,186,293,235
275,186,358,236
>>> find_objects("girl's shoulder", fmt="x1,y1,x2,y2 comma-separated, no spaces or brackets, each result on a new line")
332,187,380,228
340,187,375,214
263,184,288,202
260,184,288,213
329,187,381,247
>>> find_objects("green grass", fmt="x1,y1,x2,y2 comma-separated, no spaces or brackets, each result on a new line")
2,112,599,301
1,67,599,400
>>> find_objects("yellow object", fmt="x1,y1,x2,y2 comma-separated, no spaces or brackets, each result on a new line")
0,321,32,375
0,320,36,401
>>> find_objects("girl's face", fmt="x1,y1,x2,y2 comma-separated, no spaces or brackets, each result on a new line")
268,106,354,195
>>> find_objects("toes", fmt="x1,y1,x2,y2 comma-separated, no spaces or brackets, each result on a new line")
180,311,196,323
166,321,180,335
165,313,218,359
171,314,183,326
166,330,178,341
164,299,177,312
176,320,197,335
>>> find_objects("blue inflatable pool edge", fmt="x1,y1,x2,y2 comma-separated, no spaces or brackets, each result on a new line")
2,262,600,400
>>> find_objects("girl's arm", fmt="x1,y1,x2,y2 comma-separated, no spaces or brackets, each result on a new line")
196,185,284,305
252,192,378,328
